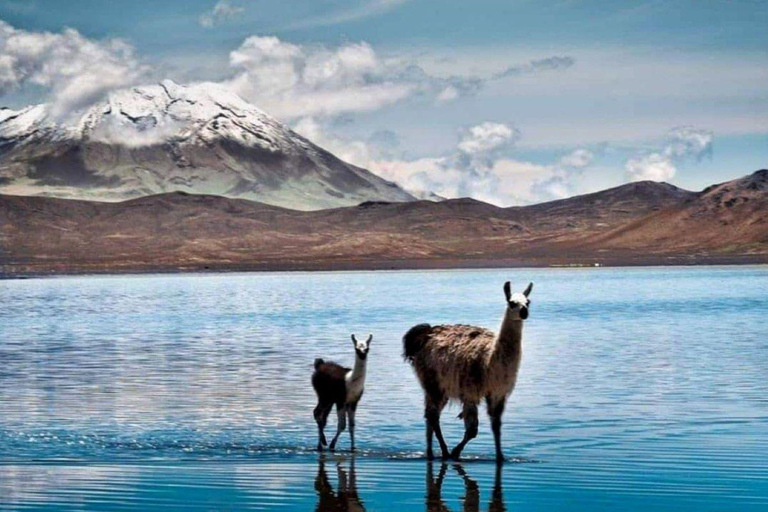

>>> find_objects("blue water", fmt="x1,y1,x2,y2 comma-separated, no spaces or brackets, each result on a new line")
1,267,767,510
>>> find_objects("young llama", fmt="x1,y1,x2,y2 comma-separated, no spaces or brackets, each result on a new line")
403,281,532,462
312,334,372,452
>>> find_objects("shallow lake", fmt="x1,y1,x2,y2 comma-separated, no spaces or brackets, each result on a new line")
1,267,767,511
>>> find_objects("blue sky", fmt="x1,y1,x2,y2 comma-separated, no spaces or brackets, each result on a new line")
1,0,766,204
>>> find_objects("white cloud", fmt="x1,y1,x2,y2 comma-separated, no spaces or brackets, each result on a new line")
295,116,595,206
371,156,560,206
457,122,519,154
226,36,414,119
199,0,245,28
664,126,713,160
367,122,586,205
625,126,713,182
225,35,568,122
559,148,594,168
293,116,377,166
0,20,147,120
625,153,677,181
88,113,185,148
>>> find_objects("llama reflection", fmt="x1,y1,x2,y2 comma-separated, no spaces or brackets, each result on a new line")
313,457,506,512
315,456,366,512
426,462,506,512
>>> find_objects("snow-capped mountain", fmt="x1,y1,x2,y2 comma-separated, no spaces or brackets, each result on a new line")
0,80,415,210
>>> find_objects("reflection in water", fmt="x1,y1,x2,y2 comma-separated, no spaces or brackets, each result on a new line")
315,455,366,512
314,458,506,512
426,462,506,512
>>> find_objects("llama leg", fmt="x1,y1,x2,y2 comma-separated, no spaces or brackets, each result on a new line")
487,396,506,463
450,402,479,460
347,401,358,452
329,404,347,451
425,420,435,460
314,402,331,451
321,404,334,446
425,394,449,460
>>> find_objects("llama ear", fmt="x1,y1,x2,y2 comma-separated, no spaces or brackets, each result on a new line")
366,334,373,345
523,282,533,297
503,281,511,301
351,334,358,344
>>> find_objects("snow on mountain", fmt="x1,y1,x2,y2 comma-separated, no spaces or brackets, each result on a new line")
0,80,415,210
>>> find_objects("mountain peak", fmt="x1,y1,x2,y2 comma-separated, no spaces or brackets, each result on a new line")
698,168,768,209
0,81,415,210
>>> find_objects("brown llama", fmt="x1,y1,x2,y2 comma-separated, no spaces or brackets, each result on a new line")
403,281,532,463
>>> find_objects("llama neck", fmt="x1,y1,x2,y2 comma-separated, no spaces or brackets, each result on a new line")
495,308,523,355
349,355,367,383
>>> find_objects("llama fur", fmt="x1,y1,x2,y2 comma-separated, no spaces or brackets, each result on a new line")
403,282,532,462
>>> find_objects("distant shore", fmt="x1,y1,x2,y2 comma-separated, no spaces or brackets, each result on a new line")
3,254,766,278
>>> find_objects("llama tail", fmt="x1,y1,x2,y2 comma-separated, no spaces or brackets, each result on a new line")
314,358,324,370
403,323,432,362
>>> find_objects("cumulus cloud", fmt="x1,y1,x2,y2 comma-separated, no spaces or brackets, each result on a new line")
559,148,594,168
0,22,577,129
457,122,519,154
227,36,414,119
373,154,562,206
295,116,598,206
293,119,520,202
293,116,380,167
531,148,595,201
199,0,245,28
369,122,570,205
0,20,147,120
225,35,574,121
437,122,522,200
625,126,713,182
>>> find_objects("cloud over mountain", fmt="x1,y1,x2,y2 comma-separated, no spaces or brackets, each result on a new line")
226,36,414,120
0,21,147,120
626,126,713,182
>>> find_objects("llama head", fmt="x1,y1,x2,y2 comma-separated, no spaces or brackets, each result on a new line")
351,334,372,360
503,281,533,320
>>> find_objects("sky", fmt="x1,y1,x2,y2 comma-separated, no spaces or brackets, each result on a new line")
0,0,766,205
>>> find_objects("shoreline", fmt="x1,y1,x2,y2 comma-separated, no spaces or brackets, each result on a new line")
2,254,767,279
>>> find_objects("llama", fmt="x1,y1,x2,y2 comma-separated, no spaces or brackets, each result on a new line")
312,334,372,452
403,281,533,462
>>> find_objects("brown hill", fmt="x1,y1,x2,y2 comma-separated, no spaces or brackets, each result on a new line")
580,169,768,258
1,171,766,275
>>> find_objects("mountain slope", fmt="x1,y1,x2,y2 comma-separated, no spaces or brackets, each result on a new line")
584,169,768,255
0,80,414,210
4,171,765,274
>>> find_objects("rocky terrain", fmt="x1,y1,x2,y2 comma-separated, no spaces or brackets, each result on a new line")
0,81,414,210
2,170,765,275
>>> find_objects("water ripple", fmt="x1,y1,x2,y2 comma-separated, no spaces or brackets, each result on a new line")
1,267,767,510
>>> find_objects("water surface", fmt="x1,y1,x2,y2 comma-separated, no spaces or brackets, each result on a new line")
1,267,767,510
